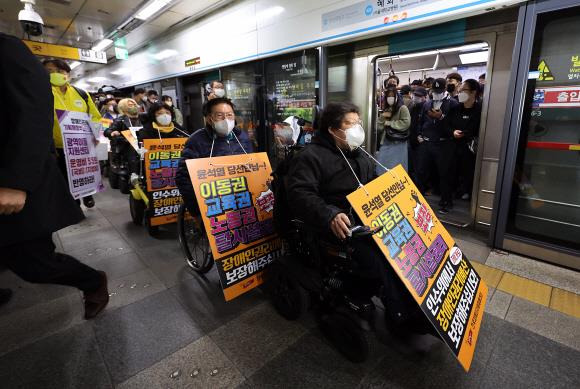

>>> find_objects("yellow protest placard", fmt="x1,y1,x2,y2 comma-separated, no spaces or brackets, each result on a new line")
347,165,488,372
186,153,281,301
143,138,186,226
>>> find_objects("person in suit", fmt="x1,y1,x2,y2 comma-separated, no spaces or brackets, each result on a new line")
0,33,109,319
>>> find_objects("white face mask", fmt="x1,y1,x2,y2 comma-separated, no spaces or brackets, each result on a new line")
386,97,396,106
213,88,225,98
213,119,235,136
141,96,148,103
413,96,425,104
108,105,116,112
458,91,470,103
164,101,173,107
156,113,172,126
333,124,365,151
432,92,445,101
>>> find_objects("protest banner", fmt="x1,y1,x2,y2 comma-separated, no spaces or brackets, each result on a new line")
56,109,104,199
186,153,281,301
121,128,140,152
143,138,186,226
347,164,488,372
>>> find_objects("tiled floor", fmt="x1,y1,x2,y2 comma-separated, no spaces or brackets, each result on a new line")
1,187,579,388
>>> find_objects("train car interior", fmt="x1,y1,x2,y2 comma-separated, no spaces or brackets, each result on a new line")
374,43,490,228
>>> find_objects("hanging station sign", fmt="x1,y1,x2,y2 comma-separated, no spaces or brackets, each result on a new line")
22,40,107,64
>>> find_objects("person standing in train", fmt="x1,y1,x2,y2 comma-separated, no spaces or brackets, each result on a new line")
408,87,429,182
449,79,482,200
446,72,463,100
43,58,101,209
142,90,159,112
416,78,459,214
376,87,411,173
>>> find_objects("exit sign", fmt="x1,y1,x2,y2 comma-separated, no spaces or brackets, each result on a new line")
115,47,129,60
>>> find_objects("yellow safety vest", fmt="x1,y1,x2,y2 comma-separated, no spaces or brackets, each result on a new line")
51,85,102,148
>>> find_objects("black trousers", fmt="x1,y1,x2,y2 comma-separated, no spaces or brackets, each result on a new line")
416,140,456,203
455,142,476,196
1,235,102,293
349,237,423,324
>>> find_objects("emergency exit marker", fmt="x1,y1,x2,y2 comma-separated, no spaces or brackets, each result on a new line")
538,60,555,81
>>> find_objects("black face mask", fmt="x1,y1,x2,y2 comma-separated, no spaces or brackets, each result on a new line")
446,84,456,93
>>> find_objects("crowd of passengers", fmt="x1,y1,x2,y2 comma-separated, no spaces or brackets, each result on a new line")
375,73,485,214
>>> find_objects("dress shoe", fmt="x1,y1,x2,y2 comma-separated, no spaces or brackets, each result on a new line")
0,288,13,306
84,271,109,319
83,196,95,208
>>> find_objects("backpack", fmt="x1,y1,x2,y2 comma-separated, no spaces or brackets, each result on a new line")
271,146,304,235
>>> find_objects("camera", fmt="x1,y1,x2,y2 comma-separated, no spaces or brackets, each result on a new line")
18,0,44,36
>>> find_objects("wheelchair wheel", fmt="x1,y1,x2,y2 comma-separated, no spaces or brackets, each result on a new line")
119,175,130,194
129,195,145,226
320,312,371,363
108,171,119,189
177,204,214,274
268,262,309,320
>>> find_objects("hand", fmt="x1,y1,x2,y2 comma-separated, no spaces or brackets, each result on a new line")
382,112,392,119
137,147,148,158
111,131,121,137
330,213,351,240
0,188,27,215
417,135,424,143
453,130,464,139
427,109,443,119
385,121,392,127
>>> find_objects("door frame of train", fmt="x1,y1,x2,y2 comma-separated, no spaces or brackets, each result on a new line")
369,36,496,228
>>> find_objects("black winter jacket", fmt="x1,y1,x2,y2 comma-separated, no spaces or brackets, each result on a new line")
419,96,459,140
0,33,83,246
175,127,254,211
286,132,375,231
447,103,482,142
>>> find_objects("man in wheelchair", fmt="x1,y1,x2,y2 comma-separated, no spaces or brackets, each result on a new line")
285,102,434,338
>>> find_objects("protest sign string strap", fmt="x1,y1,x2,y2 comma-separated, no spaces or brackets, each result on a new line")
335,145,369,196
358,146,400,182
207,132,253,168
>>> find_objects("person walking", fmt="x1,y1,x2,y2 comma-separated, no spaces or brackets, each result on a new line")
43,58,101,208
0,33,109,319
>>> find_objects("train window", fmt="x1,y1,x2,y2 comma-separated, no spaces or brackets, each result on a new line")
505,6,580,251
265,49,318,165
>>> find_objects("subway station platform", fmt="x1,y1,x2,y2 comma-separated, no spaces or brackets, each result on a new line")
1,186,579,389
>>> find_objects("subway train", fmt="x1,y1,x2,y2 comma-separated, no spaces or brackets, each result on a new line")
71,0,580,270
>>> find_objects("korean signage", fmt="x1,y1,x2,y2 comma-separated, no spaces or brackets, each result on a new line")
347,165,488,372
143,138,186,226
322,0,439,31
186,153,281,301
532,86,580,108
23,40,107,64
121,128,140,152
56,110,104,199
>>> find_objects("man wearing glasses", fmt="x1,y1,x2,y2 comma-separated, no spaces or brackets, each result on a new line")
176,98,254,216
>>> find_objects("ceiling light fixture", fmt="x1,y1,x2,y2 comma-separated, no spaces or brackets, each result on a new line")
87,76,107,83
69,61,82,70
91,38,113,52
459,51,489,64
153,49,178,60
135,0,173,21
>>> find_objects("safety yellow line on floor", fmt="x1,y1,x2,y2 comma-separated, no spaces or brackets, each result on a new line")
550,288,580,319
496,272,552,307
471,261,504,288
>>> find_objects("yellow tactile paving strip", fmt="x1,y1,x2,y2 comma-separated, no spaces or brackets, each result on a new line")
550,288,580,319
472,261,580,319
496,272,552,306
471,262,504,288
